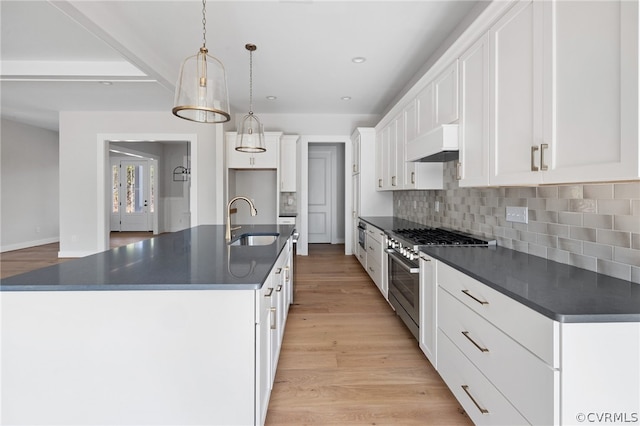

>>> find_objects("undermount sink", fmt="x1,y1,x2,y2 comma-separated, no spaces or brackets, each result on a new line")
229,233,279,246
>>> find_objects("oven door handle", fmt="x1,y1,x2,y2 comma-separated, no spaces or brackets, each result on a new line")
387,250,419,274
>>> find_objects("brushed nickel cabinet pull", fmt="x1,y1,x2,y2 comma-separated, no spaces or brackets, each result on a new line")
540,143,549,171
530,146,539,171
461,289,488,305
378,178,382,188
284,266,290,282
275,268,282,275
264,287,274,297
392,176,396,186
461,385,489,414
461,331,489,352
270,307,276,329
276,285,283,292
456,161,462,180
411,171,415,184
353,164,356,173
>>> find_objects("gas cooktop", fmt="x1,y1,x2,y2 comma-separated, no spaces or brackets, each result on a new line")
389,227,496,248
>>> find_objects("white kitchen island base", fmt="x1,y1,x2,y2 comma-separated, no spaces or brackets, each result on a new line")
2,290,260,425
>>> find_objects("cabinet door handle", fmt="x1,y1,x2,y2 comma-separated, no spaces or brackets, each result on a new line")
378,178,382,188
353,164,356,173
284,266,290,282
461,385,489,414
461,289,488,305
275,268,282,275
530,146,539,171
540,143,549,171
456,161,462,180
461,331,489,352
264,287,274,297
392,176,396,186
276,285,283,292
411,172,415,184
270,307,276,329
368,266,374,273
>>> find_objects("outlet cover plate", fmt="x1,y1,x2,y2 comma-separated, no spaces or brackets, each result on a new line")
506,206,528,224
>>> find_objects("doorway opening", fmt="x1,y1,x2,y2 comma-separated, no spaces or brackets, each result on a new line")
308,143,345,244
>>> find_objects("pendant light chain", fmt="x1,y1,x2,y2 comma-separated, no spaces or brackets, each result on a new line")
201,0,207,48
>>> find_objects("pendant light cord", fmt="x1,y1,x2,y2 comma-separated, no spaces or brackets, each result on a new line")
201,0,207,49
249,48,254,115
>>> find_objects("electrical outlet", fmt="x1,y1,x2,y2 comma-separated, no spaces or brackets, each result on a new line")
506,206,528,224
435,201,440,212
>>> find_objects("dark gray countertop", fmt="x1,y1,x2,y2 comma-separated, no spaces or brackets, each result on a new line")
0,225,295,291
423,246,640,323
360,216,639,323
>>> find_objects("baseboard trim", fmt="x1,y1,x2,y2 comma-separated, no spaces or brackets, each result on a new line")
1,237,59,253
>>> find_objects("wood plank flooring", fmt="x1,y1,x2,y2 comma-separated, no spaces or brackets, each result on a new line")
0,232,154,278
1,236,471,425
266,243,472,425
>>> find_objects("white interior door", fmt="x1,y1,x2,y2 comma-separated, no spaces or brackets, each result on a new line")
119,160,152,232
308,147,334,243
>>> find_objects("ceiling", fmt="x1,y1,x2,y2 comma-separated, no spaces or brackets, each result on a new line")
1,0,483,132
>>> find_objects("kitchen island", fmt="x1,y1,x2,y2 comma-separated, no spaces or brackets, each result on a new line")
1,224,295,426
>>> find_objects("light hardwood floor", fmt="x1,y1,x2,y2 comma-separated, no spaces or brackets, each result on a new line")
266,243,471,425
1,236,471,425
0,232,154,278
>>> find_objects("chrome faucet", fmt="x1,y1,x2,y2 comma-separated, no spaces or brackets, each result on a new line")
226,196,258,241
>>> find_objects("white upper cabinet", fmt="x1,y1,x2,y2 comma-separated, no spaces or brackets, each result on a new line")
458,34,490,187
226,132,280,169
434,61,460,127
489,0,639,186
541,0,639,183
279,135,298,192
489,0,542,186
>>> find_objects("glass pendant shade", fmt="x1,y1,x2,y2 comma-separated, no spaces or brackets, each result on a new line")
236,112,266,152
173,47,231,124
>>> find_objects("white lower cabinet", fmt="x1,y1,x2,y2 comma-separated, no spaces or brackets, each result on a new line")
435,261,640,426
365,225,387,299
419,254,438,368
438,330,530,426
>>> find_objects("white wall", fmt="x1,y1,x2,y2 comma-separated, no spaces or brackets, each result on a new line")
1,119,60,251
59,111,223,257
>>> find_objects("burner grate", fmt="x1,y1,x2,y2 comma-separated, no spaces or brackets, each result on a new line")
393,228,493,246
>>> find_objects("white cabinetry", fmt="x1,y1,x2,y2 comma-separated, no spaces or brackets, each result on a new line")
435,260,640,426
487,0,639,186
437,261,558,425
351,127,392,212
256,272,274,425
279,135,298,191
365,224,387,298
458,34,490,187
419,253,437,368
227,132,280,169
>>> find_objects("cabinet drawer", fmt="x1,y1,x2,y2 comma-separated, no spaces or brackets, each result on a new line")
367,226,383,244
438,262,558,367
366,257,383,290
437,329,528,426
439,288,557,425
366,238,384,264
356,245,366,268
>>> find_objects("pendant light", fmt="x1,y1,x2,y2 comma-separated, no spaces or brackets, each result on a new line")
236,43,266,153
172,0,230,124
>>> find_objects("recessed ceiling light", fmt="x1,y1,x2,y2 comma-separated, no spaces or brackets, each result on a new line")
341,96,352,101
99,81,113,85
352,57,366,64
266,96,277,100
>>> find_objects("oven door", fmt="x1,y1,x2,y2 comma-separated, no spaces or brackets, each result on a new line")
387,250,420,340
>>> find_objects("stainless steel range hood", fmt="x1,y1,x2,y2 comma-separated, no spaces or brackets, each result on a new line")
405,124,458,163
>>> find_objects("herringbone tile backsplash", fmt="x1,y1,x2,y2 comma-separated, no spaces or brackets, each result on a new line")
394,162,640,283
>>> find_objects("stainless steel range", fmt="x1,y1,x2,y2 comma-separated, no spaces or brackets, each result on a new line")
385,227,495,340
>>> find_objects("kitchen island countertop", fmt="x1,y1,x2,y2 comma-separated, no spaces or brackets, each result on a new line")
0,224,295,291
